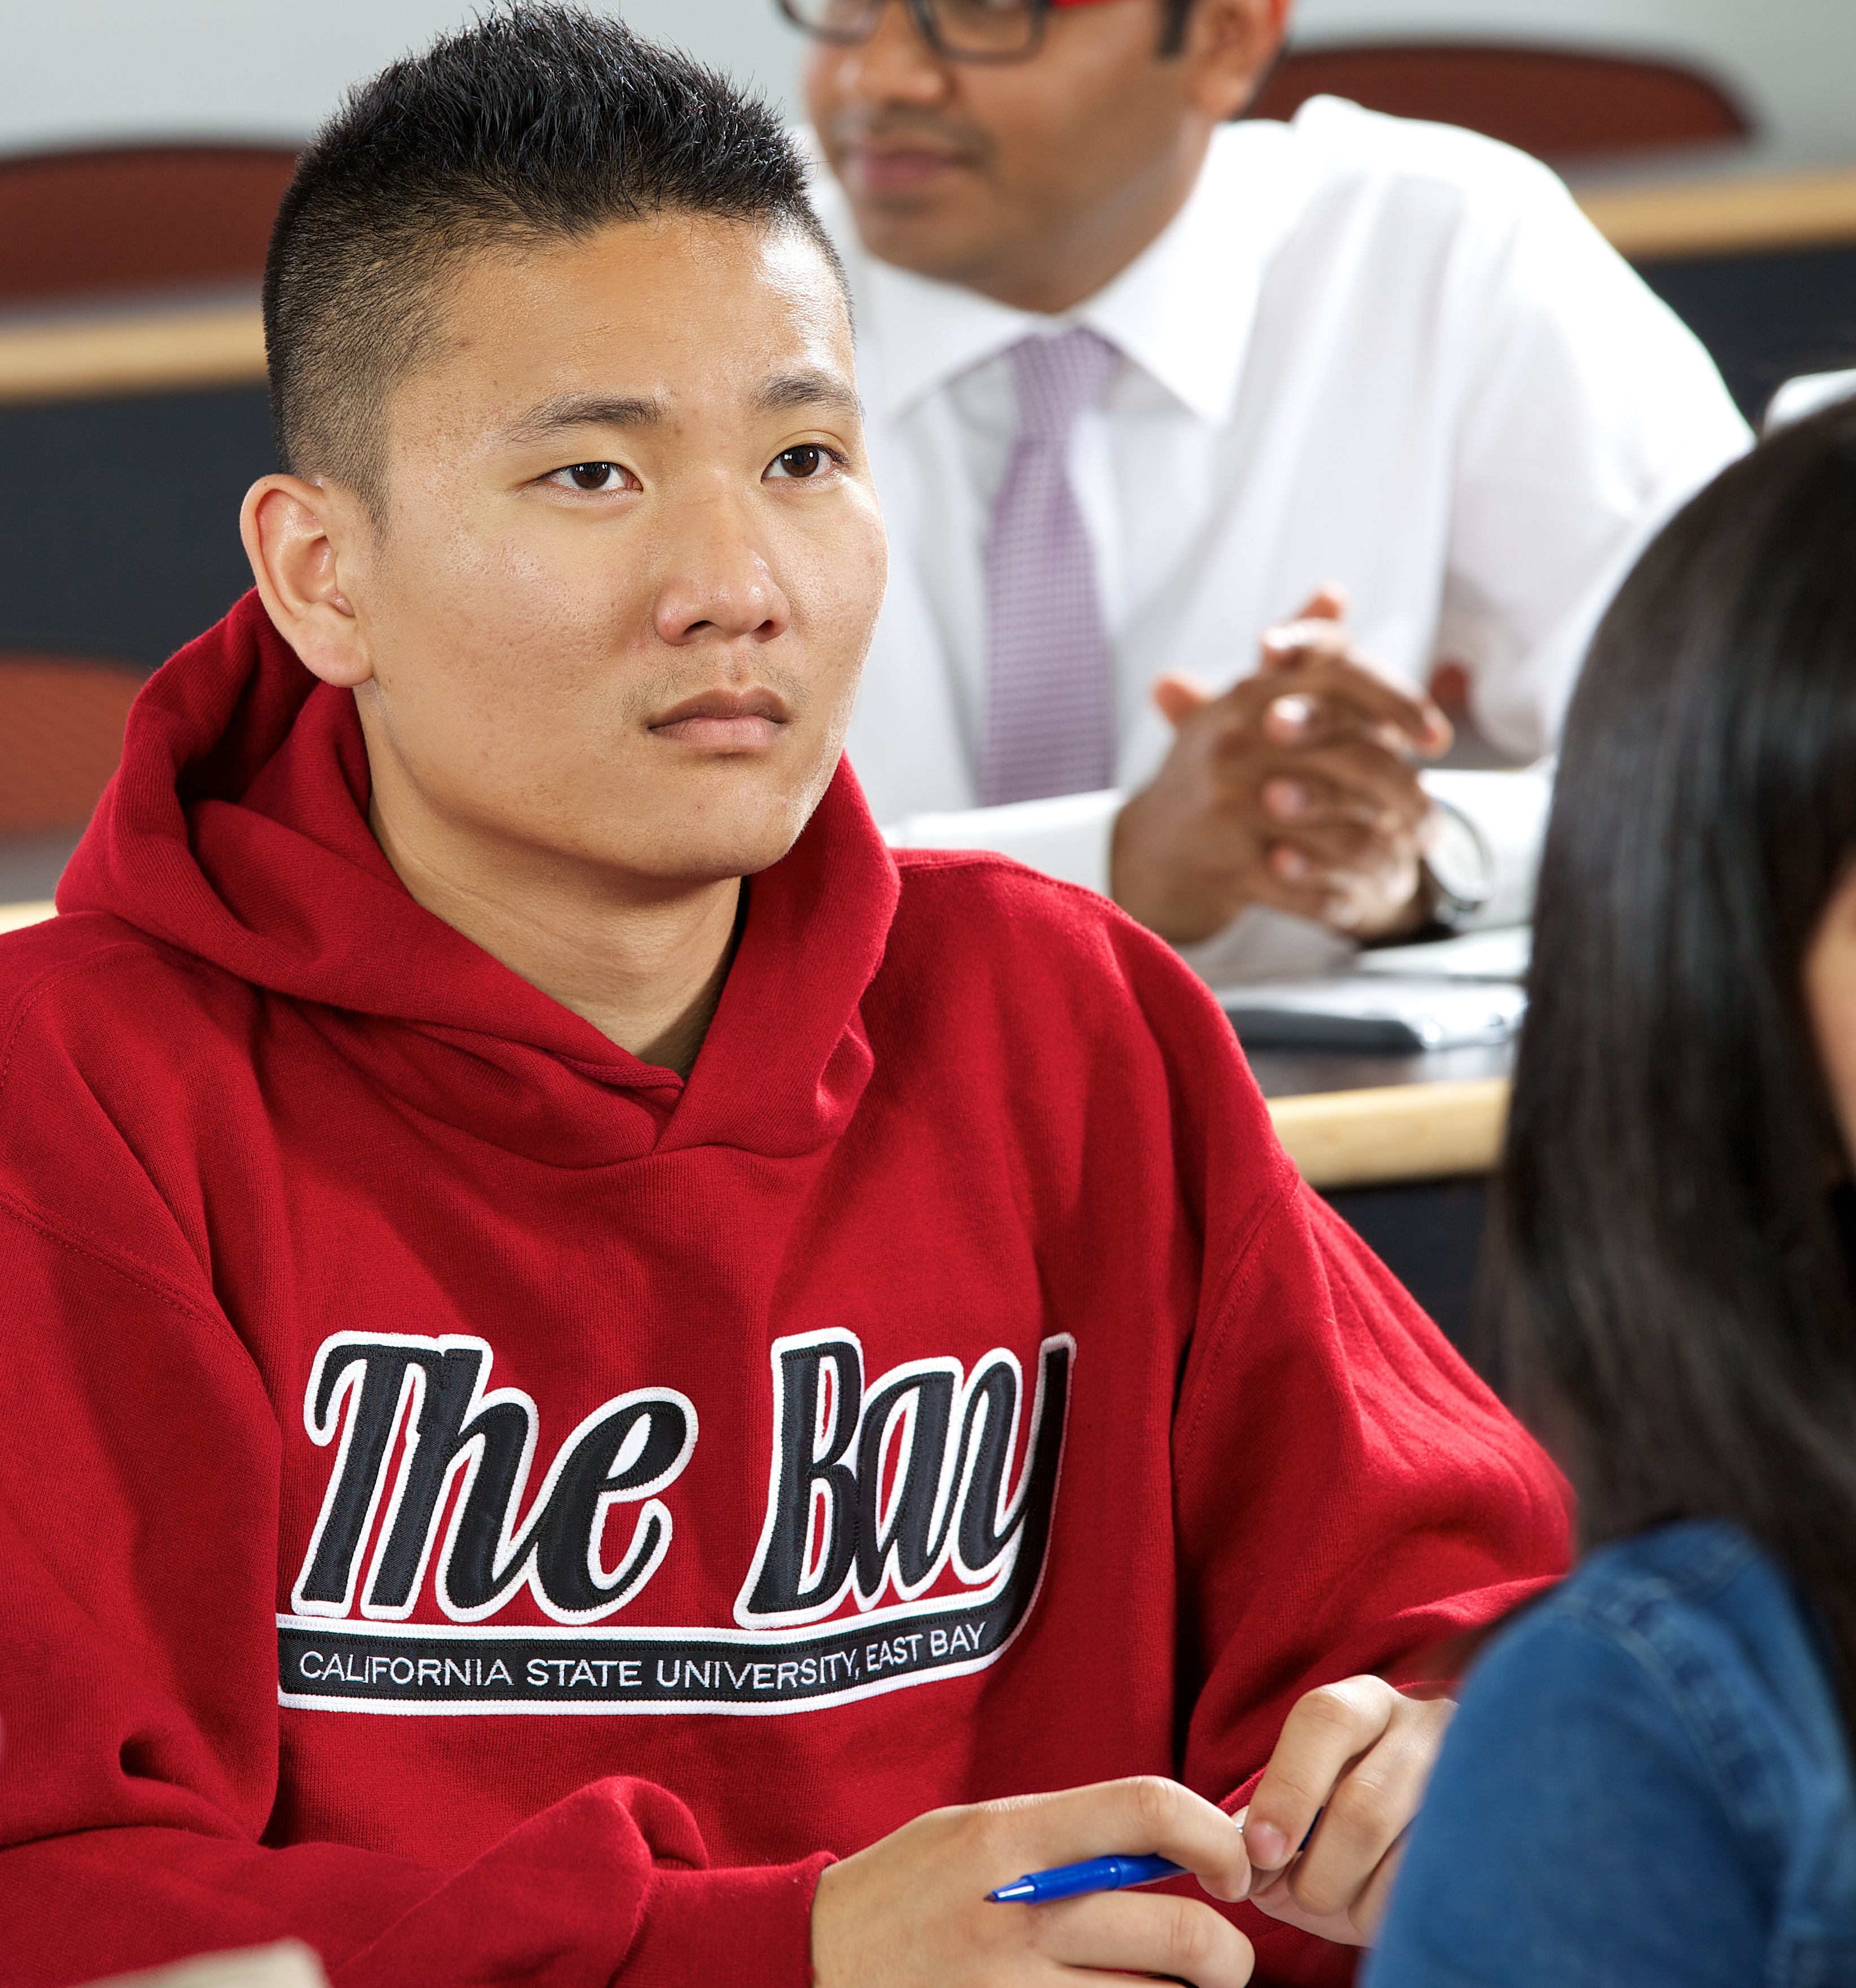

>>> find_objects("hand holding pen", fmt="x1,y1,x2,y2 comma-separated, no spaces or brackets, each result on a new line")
811,1776,1257,1987
810,1680,1446,1985
986,1807,1319,1903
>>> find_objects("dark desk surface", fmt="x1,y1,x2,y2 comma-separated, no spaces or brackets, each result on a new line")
1247,1040,1515,1100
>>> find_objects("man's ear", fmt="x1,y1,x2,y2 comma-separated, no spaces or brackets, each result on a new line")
240,473,375,689
1181,0,1291,123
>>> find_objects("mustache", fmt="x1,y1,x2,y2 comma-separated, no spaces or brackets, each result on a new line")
821,105,994,167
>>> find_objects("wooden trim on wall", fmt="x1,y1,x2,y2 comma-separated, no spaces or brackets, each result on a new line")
0,301,265,405
0,165,1851,407
1267,1077,1509,1190
1575,166,1856,262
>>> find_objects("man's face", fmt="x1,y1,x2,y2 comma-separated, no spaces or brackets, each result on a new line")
336,213,884,891
807,0,1282,309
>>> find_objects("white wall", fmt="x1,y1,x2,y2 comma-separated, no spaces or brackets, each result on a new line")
1293,0,1856,167
0,0,1848,165
623,0,808,121
0,0,811,159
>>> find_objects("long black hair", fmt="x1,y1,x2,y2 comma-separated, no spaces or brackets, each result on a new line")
1499,395,1856,1711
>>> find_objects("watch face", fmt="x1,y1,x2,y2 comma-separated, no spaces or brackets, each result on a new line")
1426,803,1495,912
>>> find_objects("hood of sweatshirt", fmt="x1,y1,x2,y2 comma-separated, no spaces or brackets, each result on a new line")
57,591,899,1164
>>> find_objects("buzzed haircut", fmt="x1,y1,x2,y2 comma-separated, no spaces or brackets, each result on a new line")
263,3,840,512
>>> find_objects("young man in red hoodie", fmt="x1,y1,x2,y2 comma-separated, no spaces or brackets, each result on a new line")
0,9,1565,1984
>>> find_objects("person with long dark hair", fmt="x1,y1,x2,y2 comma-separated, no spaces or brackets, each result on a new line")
1367,396,1856,1984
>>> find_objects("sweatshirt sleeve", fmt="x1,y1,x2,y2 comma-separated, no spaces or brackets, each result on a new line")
1169,1131,1570,1983
0,1193,824,1988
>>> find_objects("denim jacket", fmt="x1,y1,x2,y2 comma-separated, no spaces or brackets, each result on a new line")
1366,1519,1856,1987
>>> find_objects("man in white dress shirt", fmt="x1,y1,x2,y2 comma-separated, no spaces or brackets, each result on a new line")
784,0,1750,978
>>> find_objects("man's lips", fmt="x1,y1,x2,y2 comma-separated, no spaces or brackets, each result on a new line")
648,688,791,751
841,143,968,197
839,146,958,196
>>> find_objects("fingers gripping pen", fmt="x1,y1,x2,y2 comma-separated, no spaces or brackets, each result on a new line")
987,1854,1184,1904
985,1807,1322,1904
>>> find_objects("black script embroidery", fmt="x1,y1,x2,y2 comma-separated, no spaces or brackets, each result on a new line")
290,1334,696,1626
736,1332,1072,1627
279,1329,1072,1715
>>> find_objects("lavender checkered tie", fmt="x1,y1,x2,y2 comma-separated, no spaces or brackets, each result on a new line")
979,328,1120,807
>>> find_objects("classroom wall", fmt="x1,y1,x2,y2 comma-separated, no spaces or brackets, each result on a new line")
1292,0,1856,167
0,0,1850,166
0,1,809,156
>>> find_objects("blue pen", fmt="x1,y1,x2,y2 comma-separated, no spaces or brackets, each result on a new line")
988,1807,1324,1904
988,1853,1184,1904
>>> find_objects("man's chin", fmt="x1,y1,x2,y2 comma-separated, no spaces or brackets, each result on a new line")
547,753,841,890
612,808,822,890
841,193,990,285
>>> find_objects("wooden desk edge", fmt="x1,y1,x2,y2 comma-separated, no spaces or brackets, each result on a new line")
1,165,1853,405
0,305,267,405
1267,1076,1510,1191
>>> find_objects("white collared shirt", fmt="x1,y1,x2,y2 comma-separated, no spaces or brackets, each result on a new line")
814,99,1750,978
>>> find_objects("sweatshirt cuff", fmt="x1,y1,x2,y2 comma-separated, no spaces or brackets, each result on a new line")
618,1854,832,1987
880,789,1122,897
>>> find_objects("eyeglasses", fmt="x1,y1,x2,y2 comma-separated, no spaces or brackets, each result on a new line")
778,0,1050,65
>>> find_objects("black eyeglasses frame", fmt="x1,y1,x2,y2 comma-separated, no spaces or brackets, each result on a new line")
776,0,1053,66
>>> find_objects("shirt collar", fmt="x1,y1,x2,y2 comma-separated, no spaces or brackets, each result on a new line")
847,120,1313,428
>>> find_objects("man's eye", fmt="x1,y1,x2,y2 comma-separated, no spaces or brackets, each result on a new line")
553,462,631,492
767,444,837,481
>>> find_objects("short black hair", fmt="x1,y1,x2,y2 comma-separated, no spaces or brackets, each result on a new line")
1497,396,1856,1722
264,3,841,511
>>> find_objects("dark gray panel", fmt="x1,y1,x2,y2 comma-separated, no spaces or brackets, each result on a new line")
0,826,81,901
1637,241,1856,425
1322,1175,1492,1373
0,383,274,671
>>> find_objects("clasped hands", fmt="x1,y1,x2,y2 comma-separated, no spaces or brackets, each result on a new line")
1111,590,1453,945
811,1675,1452,1987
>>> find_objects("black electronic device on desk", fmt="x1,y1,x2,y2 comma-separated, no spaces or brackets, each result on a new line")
1223,976,1525,1054
1219,926,1530,1056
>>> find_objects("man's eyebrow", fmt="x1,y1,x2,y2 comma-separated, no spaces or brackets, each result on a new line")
756,370,862,419
503,392,667,444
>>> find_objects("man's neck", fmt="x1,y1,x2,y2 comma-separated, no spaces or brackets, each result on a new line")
368,794,745,1080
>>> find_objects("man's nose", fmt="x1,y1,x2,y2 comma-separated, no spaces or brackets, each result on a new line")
651,503,792,648
824,0,952,103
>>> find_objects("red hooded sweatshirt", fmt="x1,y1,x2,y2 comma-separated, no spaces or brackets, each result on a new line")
0,594,1566,1986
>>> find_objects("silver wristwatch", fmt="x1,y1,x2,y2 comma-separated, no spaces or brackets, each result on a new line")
1422,798,1495,929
